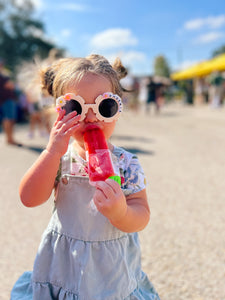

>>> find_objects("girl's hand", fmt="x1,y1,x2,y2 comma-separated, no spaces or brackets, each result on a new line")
93,178,127,223
46,110,81,158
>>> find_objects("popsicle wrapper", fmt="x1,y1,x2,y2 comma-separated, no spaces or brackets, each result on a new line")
84,128,121,185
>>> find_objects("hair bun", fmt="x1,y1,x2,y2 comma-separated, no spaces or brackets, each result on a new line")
41,68,55,96
112,57,128,80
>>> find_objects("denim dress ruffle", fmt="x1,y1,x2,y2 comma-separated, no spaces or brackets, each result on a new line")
11,146,160,299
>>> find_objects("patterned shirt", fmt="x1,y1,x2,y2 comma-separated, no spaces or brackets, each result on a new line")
56,144,147,196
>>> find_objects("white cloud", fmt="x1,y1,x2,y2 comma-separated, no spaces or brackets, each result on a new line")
60,29,72,38
53,3,89,11
90,28,138,50
31,0,43,9
103,51,148,75
106,51,146,64
184,19,205,30
121,51,146,65
184,15,225,30
27,1,89,12
14,0,44,9
49,29,73,46
194,31,225,44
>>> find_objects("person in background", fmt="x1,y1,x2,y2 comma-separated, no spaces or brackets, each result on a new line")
0,60,21,146
26,93,45,139
209,71,224,108
146,76,159,114
39,87,55,138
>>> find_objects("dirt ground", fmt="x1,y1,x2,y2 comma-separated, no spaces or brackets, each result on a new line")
1,101,225,300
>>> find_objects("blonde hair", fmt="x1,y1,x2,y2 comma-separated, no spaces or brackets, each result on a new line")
40,54,127,99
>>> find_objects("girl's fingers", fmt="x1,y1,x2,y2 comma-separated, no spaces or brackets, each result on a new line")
105,178,119,193
95,181,115,199
63,110,78,122
96,179,119,194
57,109,66,121
93,190,106,207
56,111,80,131
54,109,66,126
65,122,81,136
60,114,81,134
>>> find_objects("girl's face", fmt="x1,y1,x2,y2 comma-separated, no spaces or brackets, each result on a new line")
66,73,117,147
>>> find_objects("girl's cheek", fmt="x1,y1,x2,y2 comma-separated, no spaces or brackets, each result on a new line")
103,122,116,139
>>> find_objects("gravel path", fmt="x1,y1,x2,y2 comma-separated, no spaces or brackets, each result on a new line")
1,102,225,300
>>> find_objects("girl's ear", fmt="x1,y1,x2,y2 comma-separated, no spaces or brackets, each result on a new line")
112,57,128,80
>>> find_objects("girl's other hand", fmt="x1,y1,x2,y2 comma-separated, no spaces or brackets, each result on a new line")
93,178,127,223
46,109,81,158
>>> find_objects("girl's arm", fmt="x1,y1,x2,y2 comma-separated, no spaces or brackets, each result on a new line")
93,179,150,233
111,188,150,232
19,150,61,207
19,110,81,207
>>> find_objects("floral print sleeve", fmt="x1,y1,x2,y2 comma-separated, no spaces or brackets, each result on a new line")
56,144,147,197
112,146,147,196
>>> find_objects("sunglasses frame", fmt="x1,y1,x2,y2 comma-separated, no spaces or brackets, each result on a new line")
56,92,123,122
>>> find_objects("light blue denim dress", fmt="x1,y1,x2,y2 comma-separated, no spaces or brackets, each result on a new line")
11,146,160,300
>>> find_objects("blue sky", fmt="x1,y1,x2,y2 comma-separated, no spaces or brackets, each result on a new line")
28,0,225,75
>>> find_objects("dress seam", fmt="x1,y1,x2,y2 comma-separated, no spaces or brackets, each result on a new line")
33,279,138,299
48,228,128,243
33,279,78,297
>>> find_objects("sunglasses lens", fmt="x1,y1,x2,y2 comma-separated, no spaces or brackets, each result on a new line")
64,99,82,115
99,98,118,118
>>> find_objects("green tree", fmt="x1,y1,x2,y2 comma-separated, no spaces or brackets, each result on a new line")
0,0,63,73
153,55,171,78
211,45,225,57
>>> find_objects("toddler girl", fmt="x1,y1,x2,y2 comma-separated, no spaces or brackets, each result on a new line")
11,54,160,299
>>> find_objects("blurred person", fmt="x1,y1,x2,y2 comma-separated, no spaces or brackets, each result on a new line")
26,92,45,139
202,78,209,103
194,78,204,105
209,71,224,108
120,71,134,108
16,50,62,139
16,88,30,123
146,76,159,114
128,77,140,112
184,80,194,104
0,60,21,146
138,77,148,113
222,75,225,104
26,88,55,139
39,87,55,137
156,82,165,109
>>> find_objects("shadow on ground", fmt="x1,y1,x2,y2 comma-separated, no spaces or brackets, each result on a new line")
112,135,154,143
111,135,154,155
123,147,154,155
18,144,45,153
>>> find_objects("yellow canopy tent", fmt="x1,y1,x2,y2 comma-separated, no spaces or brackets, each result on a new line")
206,53,225,72
171,53,225,81
194,53,225,77
171,61,208,81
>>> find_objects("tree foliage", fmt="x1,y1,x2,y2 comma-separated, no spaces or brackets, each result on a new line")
153,55,171,78
0,0,63,73
211,45,225,57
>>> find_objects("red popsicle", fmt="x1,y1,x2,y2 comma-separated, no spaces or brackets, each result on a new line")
84,127,115,182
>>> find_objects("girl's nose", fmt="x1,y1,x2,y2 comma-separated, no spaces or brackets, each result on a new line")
84,108,98,123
